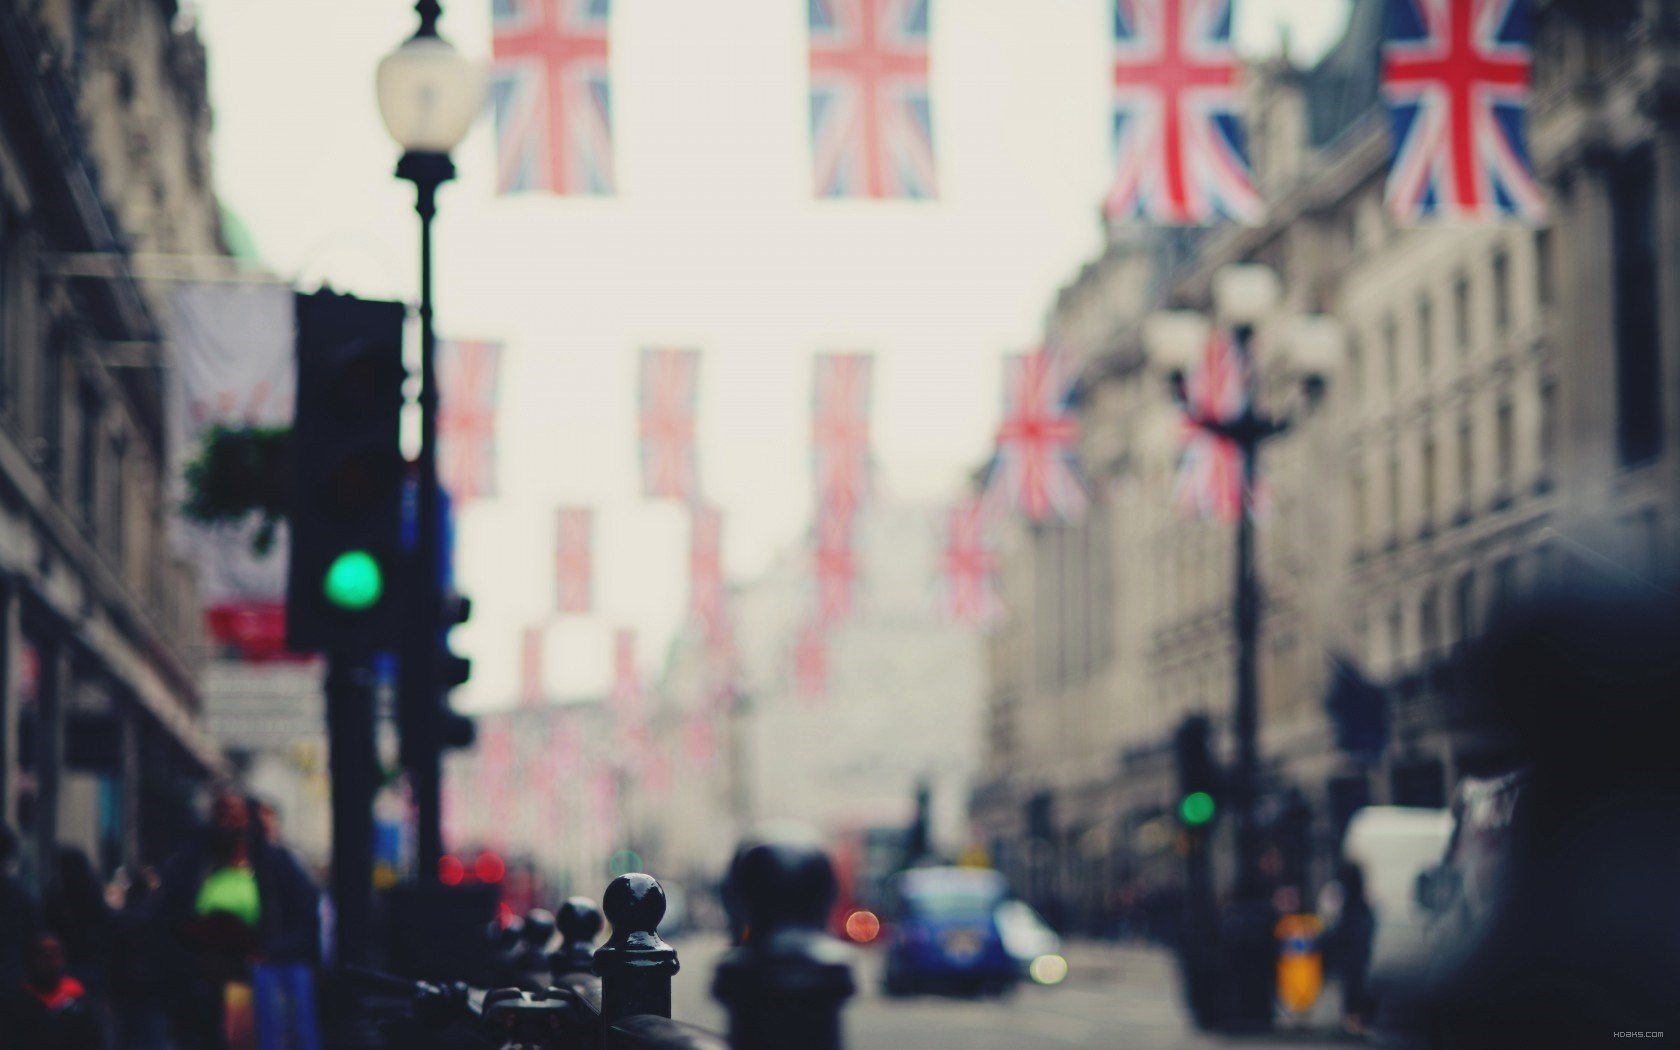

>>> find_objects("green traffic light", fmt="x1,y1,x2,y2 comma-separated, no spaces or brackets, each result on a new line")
323,550,383,611
1179,791,1217,828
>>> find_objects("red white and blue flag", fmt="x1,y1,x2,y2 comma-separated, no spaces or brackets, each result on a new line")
1105,0,1260,225
812,354,873,520
794,620,829,699
938,497,1000,625
1383,0,1543,223
554,507,593,615
988,346,1086,523
438,339,502,502
812,507,859,625
490,0,614,195
611,627,640,711
809,0,936,199
519,625,545,707
639,348,700,502
1174,330,1248,522
689,505,727,636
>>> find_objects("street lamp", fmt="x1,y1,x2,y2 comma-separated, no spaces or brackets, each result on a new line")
1145,264,1338,1029
377,0,486,882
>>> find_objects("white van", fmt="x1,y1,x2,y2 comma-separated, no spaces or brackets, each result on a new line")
1339,805,1454,989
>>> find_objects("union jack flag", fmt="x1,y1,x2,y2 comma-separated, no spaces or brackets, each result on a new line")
812,354,873,519
611,627,640,711
938,497,1000,625
793,620,829,699
812,507,859,625
438,339,502,501
689,506,727,635
1105,0,1261,225
490,0,614,195
1383,0,1544,223
639,348,700,502
1174,330,1249,522
519,625,545,706
478,722,515,847
683,716,715,770
809,0,936,199
987,346,1086,523
555,507,593,614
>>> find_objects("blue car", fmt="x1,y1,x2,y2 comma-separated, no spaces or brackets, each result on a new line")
881,867,1017,997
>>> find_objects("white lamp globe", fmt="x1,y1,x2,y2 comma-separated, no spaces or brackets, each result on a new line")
376,34,487,154
1213,264,1281,326
1143,311,1212,375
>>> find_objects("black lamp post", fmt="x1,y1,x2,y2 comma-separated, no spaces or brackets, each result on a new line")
1146,269,1339,1028
377,0,485,881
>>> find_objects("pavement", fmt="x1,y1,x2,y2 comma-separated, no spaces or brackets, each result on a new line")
667,934,1352,1050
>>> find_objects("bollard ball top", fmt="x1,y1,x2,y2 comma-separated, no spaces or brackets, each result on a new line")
728,838,837,937
523,908,557,946
557,896,604,943
602,873,666,937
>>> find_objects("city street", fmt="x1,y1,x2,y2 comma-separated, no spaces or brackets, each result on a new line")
670,936,1338,1050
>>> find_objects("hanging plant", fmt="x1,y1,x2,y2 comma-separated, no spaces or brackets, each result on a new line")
181,424,291,555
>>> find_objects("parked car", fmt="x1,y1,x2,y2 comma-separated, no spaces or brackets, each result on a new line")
881,867,1016,997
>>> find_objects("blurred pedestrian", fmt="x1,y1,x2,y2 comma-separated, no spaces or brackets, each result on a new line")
1,932,103,1049
1328,861,1375,1036
247,795,323,1050
0,824,41,994
111,867,171,1050
44,847,116,1014
159,788,322,1050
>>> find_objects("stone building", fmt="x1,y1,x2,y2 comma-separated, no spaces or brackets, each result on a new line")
972,1,1680,929
1,0,229,887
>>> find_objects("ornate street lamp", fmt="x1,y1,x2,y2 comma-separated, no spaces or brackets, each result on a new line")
377,0,486,880
1146,264,1339,1028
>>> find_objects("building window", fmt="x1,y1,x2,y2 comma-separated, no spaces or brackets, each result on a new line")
1453,272,1472,355
1495,398,1515,498
1538,379,1556,486
1457,415,1474,516
0,204,11,421
41,340,64,491
1417,293,1434,375
1610,148,1662,465
1492,249,1511,336
1346,333,1364,402
1420,586,1441,660
1383,315,1400,391
1535,228,1554,308
1454,571,1476,649
1387,447,1402,545
1492,555,1518,612
77,382,100,533
1421,433,1438,529
1388,602,1405,674
1351,467,1368,544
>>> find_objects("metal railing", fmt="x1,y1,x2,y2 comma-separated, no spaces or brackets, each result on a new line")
352,833,854,1050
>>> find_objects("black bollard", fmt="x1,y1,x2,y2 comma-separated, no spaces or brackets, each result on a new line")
552,896,606,976
593,873,680,1024
712,836,855,1050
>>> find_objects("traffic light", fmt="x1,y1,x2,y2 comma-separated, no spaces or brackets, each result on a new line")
287,291,407,653
1174,715,1221,829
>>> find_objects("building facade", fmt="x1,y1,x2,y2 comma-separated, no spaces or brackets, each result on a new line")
1,0,228,888
973,1,1680,931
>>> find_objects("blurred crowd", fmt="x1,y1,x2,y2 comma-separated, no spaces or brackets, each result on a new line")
0,788,322,1050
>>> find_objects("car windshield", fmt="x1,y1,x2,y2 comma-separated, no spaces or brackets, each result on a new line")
907,891,999,920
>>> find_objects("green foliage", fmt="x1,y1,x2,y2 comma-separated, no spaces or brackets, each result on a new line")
181,424,292,555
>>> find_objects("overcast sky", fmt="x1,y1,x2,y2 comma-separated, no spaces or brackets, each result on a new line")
194,0,1350,709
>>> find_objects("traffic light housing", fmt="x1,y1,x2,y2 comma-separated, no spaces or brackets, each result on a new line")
287,291,407,653
399,590,476,766
1174,715,1221,829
